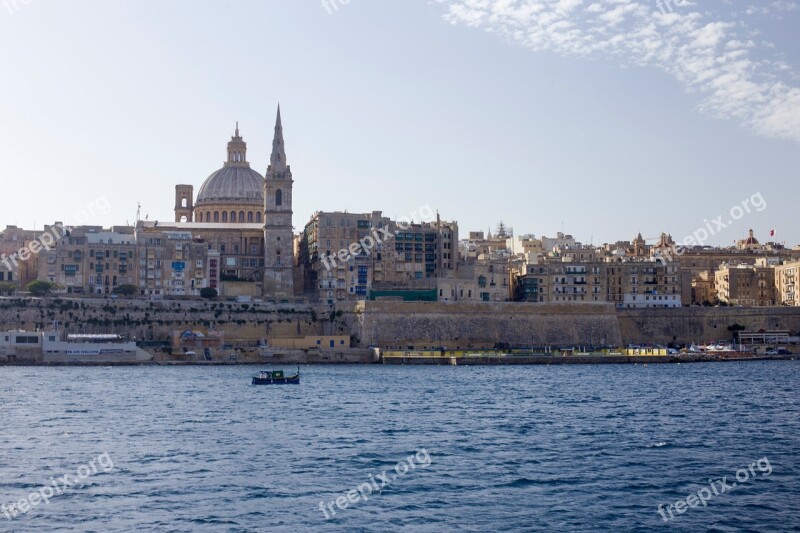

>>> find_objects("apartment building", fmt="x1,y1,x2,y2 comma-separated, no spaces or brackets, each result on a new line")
715,264,776,306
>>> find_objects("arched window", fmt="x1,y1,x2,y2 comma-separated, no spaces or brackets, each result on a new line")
247,212,253,222
206,212,211,222
181,197,188,208
230,211,236,223
214,212,219,222
222,212,228,222
180,216,188,223
275,189,282,206
256,212,262,223
239,211,245,222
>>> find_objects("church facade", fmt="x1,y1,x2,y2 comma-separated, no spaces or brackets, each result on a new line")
159,105,295,299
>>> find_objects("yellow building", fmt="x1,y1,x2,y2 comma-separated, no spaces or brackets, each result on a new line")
775,261,799,306
715,264,776,306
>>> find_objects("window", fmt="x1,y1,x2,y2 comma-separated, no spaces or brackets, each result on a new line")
256,212,262,223
248,212,253,222
214,212,220,222
222,212,228,222
276,189,282,206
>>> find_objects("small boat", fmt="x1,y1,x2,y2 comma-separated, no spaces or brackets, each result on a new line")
252,368,300,385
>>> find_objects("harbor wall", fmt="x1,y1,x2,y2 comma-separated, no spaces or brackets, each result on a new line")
616,307,800,344
1,298,800,351
353,301,623,348
349,301,800,348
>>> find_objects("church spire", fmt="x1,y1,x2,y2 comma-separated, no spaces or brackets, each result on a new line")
268,104,287,175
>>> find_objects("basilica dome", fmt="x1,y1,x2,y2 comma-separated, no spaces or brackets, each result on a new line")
193,125,265,224
196,165,264,206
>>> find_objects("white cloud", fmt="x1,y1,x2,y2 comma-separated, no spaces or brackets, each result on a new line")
437,0,800,143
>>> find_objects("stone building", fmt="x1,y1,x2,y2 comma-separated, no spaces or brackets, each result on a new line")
690,271,715,305
300,210,390,302
437,251,510,302
164,106,294,300
300,211,458,302
513,254,681,308
715,264,776,306
737,229,763,252
0,225,38,291
38,225,137,294
136,230,211,297
774,261,799,306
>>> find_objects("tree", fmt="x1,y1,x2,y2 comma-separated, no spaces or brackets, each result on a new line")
113,284,137,297
27,280,59,297
0,282,16,295
200,287,218,299
727,323,746,342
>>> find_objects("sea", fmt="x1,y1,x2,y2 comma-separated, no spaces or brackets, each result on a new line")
0,361,798,532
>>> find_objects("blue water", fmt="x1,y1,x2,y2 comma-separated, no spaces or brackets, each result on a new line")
1,361,799,532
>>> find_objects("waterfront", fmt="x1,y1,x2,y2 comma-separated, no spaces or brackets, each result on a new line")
1,362,799,532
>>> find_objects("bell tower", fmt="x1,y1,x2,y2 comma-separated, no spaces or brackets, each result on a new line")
263,105,295,300
175,185,194,222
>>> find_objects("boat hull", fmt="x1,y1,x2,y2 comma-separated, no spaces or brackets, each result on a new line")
252,376,300,385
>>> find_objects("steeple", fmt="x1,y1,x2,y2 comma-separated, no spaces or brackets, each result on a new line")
267,105,288,176
263,103,294,300
226,123,249,168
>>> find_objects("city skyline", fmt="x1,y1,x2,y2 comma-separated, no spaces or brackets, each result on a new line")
1,1,798,247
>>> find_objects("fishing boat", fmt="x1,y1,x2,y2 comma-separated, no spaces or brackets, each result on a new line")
252,368,300,385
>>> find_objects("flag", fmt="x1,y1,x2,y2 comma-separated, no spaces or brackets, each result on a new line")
770,229,775,237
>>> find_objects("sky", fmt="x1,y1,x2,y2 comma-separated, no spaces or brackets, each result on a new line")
1,0,798,248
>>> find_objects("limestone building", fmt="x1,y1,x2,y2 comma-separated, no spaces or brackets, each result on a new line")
774,261,799,306
0,225,38,291
163,106,295,300
300,211,458,302
38,225,137,294
715,264,776,306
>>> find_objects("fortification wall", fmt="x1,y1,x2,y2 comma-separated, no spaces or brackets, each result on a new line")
616,307,800,344
355,301,622,349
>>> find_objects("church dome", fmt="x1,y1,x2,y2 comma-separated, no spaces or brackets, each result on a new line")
744,229,759,245
195,125,264,208
196,166,264,206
